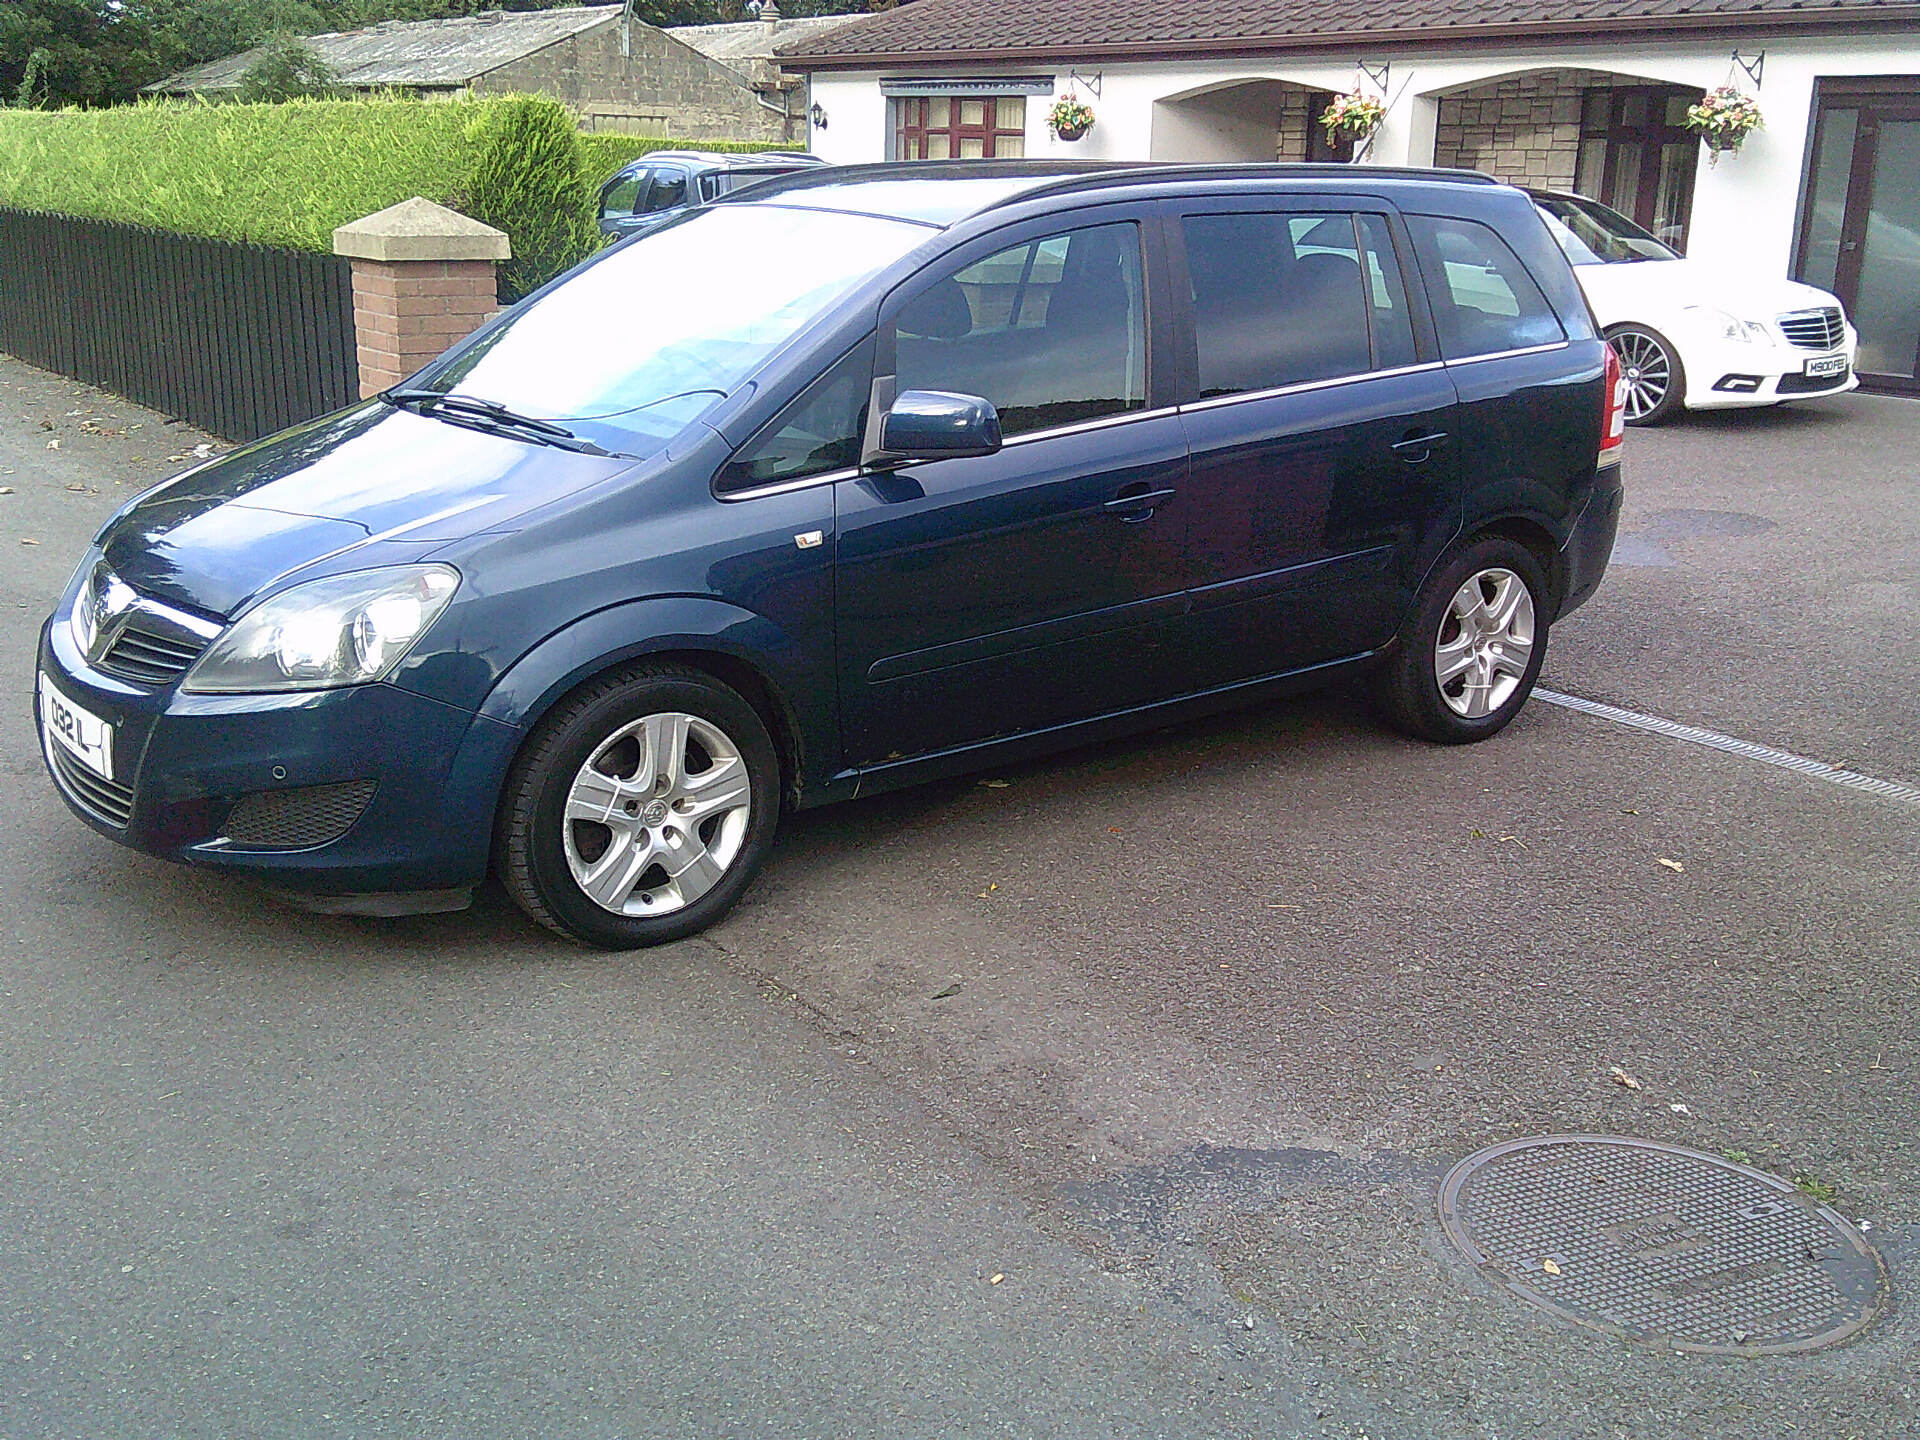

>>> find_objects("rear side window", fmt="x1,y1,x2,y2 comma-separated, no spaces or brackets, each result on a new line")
1406,215,1566,359
1181,211,1417,397
717,339,873,493
600,173,643,219
642,168,689,214
892,222,1146,437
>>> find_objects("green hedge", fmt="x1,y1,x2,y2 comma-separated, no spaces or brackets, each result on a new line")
0,98,473,250
463,98,597,304
0,95,694,300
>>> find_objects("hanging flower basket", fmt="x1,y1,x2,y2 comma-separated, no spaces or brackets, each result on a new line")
1686,86,1762,164
1048,92,1095,143
1319,91,1387,145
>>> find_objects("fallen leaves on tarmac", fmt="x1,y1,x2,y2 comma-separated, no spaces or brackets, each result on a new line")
1609,1065,1643,1090
1657,857,1685,872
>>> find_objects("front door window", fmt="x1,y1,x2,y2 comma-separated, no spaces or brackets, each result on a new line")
893,96,1026,159
892,222,1145,433
1575,87,1700,250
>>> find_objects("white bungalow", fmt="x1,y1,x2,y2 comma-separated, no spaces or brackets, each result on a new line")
783,0,1920,393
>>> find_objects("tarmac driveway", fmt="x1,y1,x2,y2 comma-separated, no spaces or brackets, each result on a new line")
2,356,1914,1439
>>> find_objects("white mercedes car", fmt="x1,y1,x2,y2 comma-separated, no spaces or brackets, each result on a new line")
1531,189,1859,425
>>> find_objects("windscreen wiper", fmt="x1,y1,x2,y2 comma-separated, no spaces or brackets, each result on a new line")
383,388,612,455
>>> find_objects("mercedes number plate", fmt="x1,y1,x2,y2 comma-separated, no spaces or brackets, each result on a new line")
39,674,114,780
1805,354,1850,378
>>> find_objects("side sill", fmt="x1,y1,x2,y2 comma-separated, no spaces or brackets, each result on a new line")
834,649,1378,802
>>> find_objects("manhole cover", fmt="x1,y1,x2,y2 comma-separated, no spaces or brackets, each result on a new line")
1439,1136,1886,1355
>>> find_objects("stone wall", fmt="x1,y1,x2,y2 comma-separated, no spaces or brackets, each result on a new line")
1431,69,1616,190
1277,89,1311,161
475,20,795,143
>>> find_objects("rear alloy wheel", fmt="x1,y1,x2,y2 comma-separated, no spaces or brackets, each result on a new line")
1380,537,1549,744
499,665,779,948
1606,324,1686,426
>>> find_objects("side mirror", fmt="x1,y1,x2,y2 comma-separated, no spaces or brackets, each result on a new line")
878,390,1002,461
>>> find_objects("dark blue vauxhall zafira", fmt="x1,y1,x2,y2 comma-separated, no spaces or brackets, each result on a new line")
36,162,1624,948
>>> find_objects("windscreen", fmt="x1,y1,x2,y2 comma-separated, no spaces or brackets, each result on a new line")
1534,194,1680,265
412,204,930,453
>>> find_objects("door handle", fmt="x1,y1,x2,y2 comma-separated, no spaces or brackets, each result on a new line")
1104,484,1177,522
1392,430,1449,464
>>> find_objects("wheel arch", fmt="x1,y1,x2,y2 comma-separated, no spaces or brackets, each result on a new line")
1602,319,1689,420
1470,514,1567,618
477,596,826,812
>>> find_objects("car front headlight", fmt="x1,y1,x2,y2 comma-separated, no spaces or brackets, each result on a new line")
1688,307,1771,344
181,565,459,694
70,556,108,657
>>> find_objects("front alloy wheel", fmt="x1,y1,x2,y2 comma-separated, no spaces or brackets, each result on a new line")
500,665,779,947
562,711,752,917
1606,325,1685,426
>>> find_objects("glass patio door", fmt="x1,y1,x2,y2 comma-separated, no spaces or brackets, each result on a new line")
1796,86,1920,391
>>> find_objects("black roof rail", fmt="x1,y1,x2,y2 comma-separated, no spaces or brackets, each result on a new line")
714,158,1501,216
710,159,1506,225
975,161,1502,213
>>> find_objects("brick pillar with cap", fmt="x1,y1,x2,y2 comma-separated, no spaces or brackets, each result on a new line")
332,197,511,400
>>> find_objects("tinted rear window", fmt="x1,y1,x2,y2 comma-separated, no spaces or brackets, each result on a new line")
1181,211,1418,397
1406,215,1565,360
643,168,688,213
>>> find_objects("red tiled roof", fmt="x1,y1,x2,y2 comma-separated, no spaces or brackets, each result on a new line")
778,0,1914,65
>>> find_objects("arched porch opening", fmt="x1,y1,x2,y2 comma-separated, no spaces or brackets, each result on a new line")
1427,67,1705,247
1150,78,1352,163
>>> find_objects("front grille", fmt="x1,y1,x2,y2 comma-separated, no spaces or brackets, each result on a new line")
1777,308,1845,351
222,780,377,850
45,740,135,827
97,617,208,686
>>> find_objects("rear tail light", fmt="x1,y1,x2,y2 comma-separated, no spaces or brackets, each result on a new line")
1599,343,1626,465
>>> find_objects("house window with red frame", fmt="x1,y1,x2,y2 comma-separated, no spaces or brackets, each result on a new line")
893,96,1026,159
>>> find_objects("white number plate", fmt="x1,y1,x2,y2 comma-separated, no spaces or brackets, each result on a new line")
39,674,114,780
1805,354,1849,378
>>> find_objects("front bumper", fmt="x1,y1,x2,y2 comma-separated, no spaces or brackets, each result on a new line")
1682,325,1860,411
35,611,521,898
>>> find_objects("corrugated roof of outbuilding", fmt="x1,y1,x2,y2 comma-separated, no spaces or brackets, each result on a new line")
668,15,859,73
149,5,621,93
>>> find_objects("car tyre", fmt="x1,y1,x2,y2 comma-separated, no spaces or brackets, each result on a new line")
498,664,780,949
1380,537,1549,744
1605,323,1686,426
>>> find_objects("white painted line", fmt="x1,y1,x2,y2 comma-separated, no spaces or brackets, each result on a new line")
1533,688,1920,807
